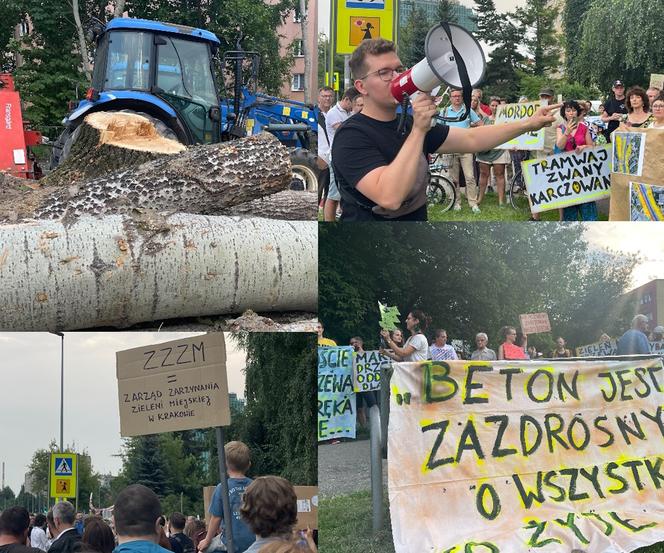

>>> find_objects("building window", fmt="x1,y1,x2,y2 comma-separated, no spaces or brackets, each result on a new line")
291,74,304,91
293,39,304,57
19,20,29,36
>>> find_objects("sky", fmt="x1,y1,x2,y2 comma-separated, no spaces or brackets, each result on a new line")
583,223,664,291
317,0,527,35
0,332,247,496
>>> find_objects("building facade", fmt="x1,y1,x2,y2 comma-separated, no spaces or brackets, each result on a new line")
621,279,664,328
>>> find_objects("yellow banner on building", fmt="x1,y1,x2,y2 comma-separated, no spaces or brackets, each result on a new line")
49,453,77,499
335,0,396,55
388,359,664,552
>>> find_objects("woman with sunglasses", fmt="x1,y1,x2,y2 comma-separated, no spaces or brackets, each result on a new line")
555,100,597,221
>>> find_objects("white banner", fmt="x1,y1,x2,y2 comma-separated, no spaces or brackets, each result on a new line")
495,102,545,150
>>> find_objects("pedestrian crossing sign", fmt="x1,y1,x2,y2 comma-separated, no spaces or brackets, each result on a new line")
50,453,77,498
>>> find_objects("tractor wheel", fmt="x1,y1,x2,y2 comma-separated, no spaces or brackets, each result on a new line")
49,111,178,170
290,148,320,192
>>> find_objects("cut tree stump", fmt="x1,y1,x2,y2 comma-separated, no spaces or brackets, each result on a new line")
0,212,317,331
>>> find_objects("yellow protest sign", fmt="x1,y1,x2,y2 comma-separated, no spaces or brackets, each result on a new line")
49,453,77,499
335,0,395,55
495,101,544,150
389,359,664,552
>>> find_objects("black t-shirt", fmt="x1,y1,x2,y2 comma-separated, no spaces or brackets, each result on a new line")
602,96,627,136
0,544,43,553
331,113,449,221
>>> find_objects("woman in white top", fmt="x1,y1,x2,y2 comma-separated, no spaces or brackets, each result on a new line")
380,310,430,361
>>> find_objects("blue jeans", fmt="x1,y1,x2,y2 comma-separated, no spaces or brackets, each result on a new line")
562,202,598,221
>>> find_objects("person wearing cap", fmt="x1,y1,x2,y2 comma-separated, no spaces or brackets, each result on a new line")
600,80,627,142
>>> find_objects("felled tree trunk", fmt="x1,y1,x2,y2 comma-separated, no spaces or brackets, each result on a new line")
36,129,292,221
0,213,317,331
223,191,317,220
43,112,183,187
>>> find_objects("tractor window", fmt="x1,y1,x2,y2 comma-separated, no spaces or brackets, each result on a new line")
105,31,151,90
156,38,217,105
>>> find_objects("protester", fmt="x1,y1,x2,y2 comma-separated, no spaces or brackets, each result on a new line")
112,485,170,553
331,38,559,221
648,96,664,128
156,518,171,552
555,100,597,221
551,337,572,358
183,522,205,552
317,87,334,117
74,516,84,539
651,325,664,342
617,314,650,355
316,323,336,347
601,80,627,142
47,502,81,553
498,326,528,360
620,86,652,128
647,87,661,110
476,97,511,206
167,515,194,553
0,507,43,553
258,536,315,553
472,88,492,116
380,310,430,361
527,345,539,359
81,518,114,553
390,329,404,348
239,477,299,553
349,337,364,353
30,515,49,553
198,442,256,553
429,329,457,361
351,95,364,114
470,333,496,360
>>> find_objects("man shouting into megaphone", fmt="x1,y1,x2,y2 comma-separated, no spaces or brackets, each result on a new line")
331,38,561,221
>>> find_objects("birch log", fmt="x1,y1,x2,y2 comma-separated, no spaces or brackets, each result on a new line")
0,213,317,330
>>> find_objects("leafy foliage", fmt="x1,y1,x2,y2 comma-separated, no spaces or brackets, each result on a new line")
481,16,526,101
319,223,639,353
562,0,590,78
472,0,500,46
436,0,458,25
397,7,429,68
515,0,561,76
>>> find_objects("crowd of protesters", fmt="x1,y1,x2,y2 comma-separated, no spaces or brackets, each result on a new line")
317,39,664,222
0,443,316,553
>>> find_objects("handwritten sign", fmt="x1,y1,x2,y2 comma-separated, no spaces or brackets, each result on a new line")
630,181,664,220
116,333,230,437
650,74,664,90
294,486,318,530
576,340,664,357
523,145,612,213
353,350,390,392
388,359,664,552
318,347,356,441
519,312,551,334
495,102,544,150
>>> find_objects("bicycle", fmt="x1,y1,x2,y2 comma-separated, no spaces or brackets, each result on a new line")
427,153,457,212
508,151,531,211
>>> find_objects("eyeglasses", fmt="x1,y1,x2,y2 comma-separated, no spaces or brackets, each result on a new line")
653,104,664,109
359,66,405,82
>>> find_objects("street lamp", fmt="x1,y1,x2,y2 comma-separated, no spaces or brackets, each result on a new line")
50,332,64,452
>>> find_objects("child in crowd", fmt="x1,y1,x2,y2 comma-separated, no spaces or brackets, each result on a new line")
198,442,256,553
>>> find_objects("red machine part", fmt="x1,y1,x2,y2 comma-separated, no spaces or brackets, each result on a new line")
0,73,42,179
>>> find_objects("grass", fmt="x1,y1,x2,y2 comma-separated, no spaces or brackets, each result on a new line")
319,489,395,553
428,190,609,221
319,489,664,552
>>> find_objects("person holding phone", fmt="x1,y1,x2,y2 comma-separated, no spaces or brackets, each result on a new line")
555,100,597,221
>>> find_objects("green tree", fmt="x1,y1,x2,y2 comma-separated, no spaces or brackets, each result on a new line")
482,16,525,101
575,0,664,91
472,0,500,45
398,7,429,68
516,0,561,76
563,0,590,79
317,33,344,90
121,435,170,498
435,0,458,24
232,333,316,485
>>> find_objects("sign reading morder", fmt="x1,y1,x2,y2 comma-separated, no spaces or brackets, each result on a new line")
388,359,664,552
117,333,230,437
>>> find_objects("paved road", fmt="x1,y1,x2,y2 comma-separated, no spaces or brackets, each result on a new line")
318,438,388,498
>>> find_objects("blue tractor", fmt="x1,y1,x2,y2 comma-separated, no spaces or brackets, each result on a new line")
50,18,321,191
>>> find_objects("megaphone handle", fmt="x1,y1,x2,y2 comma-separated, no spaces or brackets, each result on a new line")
397,93,410,136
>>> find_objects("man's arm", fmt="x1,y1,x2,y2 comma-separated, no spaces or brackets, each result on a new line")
438,104,561,154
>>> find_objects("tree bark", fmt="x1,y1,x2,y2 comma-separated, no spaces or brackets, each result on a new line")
71,0,93,81
36,121,292,221
222,191,317,220
0,213,317,331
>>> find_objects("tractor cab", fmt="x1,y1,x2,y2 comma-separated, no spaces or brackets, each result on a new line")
85,18,222,144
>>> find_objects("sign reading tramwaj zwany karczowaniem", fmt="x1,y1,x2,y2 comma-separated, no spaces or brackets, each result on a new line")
116,333,231,437
388,359,664,552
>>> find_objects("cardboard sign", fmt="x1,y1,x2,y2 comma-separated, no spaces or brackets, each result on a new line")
353,350,390,392
609,129,664,220
318,346,356,441
294,486,318,529
388,359,664,552
518,312,551,334
629,181,664,220
116,333,230,437
650,74,664,90
495,102,544,150
49,453,77,499
523,145,612,213
335,0,395,55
